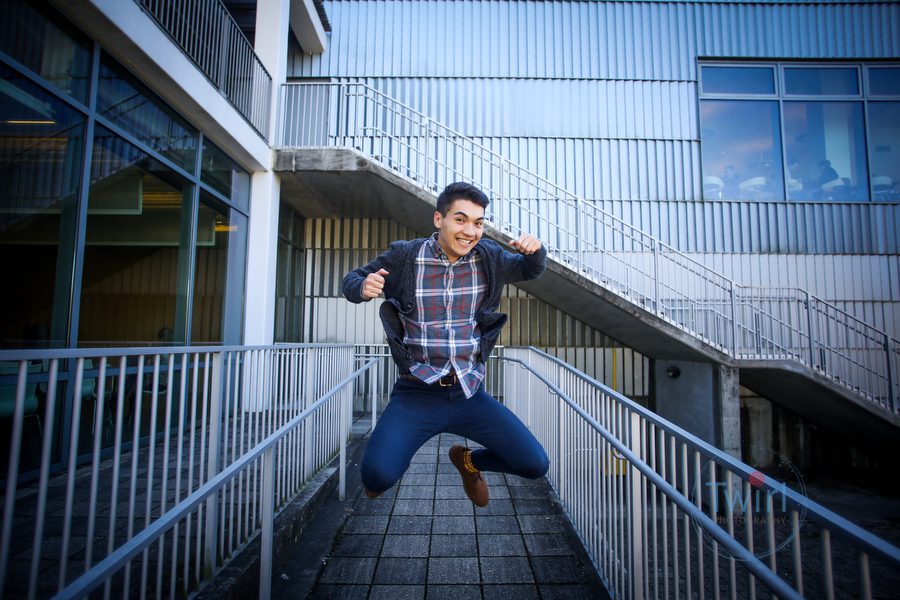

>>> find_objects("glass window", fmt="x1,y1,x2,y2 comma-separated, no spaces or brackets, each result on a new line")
869,68,900,96
78,126,193,346
868,102,900,200
0,0,91,103
201,138,250,209
784,67,859,96
783,102,868,201
97,53,198,174
0,64,85,348
701,66,775,95
700,100,783,200
191,195,241,344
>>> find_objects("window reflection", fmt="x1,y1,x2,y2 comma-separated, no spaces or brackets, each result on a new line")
0,0,91,103
201,138,250,210
0,65,84,348
97,53,198,173
783,102,868,201
78,126,192,346
700,100,783,200
784,67,859,96
868,102,900,200
701,66,775,95
868,68,900,96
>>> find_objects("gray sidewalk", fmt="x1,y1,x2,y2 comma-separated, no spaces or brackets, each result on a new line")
275,431,609,600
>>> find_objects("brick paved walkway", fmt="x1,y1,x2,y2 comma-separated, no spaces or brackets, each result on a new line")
301,432,609,599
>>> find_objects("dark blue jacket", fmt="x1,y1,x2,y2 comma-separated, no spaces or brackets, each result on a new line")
342,237,547,372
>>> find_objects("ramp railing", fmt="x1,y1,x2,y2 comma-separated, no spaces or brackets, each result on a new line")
278,81,899,413
493,347,900,600
0,344,367,599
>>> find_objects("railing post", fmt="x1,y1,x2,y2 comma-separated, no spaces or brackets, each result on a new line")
885,334,896,412
370,362,378,429
576,196,585,272
259,447,275,600
652,238,660,313
339,386,348,501
629,412,645,600
204,352,224,577
806,291,816,369
730,281,739,357
423,119,431,189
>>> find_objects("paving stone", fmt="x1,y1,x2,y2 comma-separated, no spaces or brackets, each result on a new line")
369,584,425,600
538,584,606,599
388,516,433,534
479,498,515,516
513,498,558,515
480,556,534,583
381,534,430,558
331,533,384,557
374,557,428,585
308,584,368,599
434,485,469,500
427,557,480,584
476,515,519,534
430,534,477,556
517,514,569,534
483,584,541,599
431,515,474,534
531,556,589,584
505,474,549,488
436,473,462,486
508,485,547,499
425,584,482,600
436,463,460,474
523,534,575,556
406,462,437,474
478,533,526,556
397,485,436,499
401,473,437,486
393,499,434,516
318,556,377,584
433,499,474,516
353,496,395,515
343,515,389,534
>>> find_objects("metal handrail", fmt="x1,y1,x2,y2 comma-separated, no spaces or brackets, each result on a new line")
53,359,377,600
495,347,900,600
278,81,899,412
134,0,272,138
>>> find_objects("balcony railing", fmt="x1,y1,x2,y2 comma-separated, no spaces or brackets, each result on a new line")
278,82,900,413
497,347,900,600
0,344,366,598
135,0,272,138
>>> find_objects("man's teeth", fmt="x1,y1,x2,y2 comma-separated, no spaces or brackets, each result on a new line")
457,239,471,245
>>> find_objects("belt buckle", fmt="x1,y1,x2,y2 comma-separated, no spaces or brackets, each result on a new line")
439,374,455,387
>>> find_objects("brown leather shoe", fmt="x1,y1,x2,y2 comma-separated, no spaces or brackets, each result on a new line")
449,445,489,507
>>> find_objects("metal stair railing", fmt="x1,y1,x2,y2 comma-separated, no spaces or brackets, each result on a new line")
278,82,899,413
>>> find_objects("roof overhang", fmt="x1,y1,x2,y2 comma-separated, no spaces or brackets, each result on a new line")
291,0,327,54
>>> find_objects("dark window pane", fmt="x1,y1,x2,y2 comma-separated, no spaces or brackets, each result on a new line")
201,138,249,209
784,67,859,96
783,102,868,201
191,195,241,344
97,53,198,173
868,102,900,200
701,66,775,95
869,68,900,96
79,126,192,346
0,65,85,348
0,0,91,103
700,100,783,200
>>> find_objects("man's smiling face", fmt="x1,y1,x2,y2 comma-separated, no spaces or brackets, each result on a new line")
433,198,485,263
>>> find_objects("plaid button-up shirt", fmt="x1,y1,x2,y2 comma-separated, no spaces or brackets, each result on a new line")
400,233,488,397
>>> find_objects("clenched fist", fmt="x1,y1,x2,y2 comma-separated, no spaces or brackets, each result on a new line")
362,268,389,300
509,233,542,255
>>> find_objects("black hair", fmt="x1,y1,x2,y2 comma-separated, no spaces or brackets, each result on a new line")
436,182,490,216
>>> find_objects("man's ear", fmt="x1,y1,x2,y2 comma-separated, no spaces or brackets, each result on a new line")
433,211,442,229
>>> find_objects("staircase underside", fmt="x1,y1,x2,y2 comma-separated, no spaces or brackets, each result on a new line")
275,147,900,452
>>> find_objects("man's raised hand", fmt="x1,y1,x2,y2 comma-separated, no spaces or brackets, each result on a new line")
510,233,542,255
362,268,389,300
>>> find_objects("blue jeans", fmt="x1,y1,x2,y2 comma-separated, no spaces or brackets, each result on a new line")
361,376,550,494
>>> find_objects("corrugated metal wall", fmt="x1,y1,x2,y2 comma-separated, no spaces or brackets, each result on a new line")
301,217,651,397
287,0,900,337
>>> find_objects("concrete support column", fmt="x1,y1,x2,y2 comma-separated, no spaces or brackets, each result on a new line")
255,0,291,138
715,365,742,460
742,394,774,467
243,171,281,345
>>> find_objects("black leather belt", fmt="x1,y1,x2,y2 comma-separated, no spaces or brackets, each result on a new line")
402,372,459,387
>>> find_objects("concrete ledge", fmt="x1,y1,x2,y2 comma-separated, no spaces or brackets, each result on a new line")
195,457,343,600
